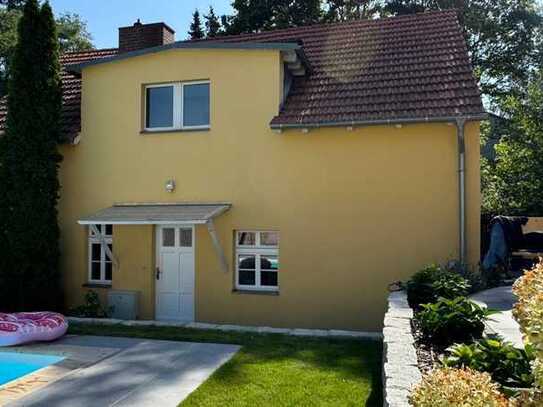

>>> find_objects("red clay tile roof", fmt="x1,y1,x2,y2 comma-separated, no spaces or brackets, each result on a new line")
204,10,484,127
0,48,118,143
0,10,484,140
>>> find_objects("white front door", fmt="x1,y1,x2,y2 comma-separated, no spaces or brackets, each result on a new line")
155,225,195,321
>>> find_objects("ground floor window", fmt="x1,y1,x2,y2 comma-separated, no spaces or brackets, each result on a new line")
236,231,279,291
88,224,113,284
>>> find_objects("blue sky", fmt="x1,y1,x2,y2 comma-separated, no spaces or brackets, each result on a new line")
49,0,234,49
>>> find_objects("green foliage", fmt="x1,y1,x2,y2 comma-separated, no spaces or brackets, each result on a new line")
323,0,382,21
56,13,93,53
227,0,321,34
406,264,470,308
442,338,535,388
0,0,24,11
482,71,543,216
409,367,509,407
68,291,112,318
416,297,495,346
513,260,543,390
383,0,543,100
204,6,222,38
0,6,20,95
0,6,94,96
188,9,204,39
0,0,62,311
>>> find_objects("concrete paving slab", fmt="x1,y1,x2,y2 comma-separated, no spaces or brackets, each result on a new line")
7,336,240,407
470,286,524,348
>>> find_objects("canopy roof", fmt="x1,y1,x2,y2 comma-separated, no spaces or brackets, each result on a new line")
78,203,231,225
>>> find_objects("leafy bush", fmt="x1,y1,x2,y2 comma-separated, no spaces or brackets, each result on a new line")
68,290,112,318
409,367,508,407
406,264,470,308
442,338,534,388
415,297,495,346
513,260,543,390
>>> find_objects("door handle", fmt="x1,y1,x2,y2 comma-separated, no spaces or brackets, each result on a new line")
156,267,161,280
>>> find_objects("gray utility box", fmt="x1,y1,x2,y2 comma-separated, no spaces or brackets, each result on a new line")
107,290,140,320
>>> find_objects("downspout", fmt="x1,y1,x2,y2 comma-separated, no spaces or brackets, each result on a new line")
456,118,467,264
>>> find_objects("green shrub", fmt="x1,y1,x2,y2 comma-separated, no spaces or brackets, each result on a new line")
68,290,112,318
407,264,470,308
409,367,508,407
416,297,495,346
513,259,543,390
442,338,535,388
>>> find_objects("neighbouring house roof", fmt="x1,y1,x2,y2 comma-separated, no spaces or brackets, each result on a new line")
0,10,485,141
78,203,232,225
0,48,118,143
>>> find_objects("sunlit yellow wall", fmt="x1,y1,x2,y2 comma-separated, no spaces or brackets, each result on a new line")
58,48,480,331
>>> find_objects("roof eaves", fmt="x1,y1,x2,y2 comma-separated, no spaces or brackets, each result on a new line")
66,41,302,73
269,113,489,130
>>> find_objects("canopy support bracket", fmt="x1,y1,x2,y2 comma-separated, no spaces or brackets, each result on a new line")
90,224,119,270
206,220,229,273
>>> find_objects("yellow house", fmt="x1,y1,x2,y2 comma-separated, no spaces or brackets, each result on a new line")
0,11,486,332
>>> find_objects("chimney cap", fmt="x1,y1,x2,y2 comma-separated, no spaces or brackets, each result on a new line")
119,21,175,35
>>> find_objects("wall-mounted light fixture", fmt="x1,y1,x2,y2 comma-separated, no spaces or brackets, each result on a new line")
165,179,175,193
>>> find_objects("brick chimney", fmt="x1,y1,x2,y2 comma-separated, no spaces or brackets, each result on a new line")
118,19,175,53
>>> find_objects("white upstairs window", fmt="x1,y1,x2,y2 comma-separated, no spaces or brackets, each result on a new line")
144,81,210,131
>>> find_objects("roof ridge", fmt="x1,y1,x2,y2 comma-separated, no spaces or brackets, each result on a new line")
189,9,459,43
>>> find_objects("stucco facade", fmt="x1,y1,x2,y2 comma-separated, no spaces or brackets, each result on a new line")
57,47,481,332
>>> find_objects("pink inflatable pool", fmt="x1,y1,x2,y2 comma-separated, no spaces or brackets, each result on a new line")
0,312,68,347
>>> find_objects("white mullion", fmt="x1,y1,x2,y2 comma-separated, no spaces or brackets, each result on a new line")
101,240,106,282
255,254,261,289
177,83,183,129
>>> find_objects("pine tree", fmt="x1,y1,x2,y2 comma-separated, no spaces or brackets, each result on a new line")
188,9,204,39
204,6,221,38
0,0,62,311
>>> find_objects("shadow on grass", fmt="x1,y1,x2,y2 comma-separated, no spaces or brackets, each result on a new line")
69,323,383,406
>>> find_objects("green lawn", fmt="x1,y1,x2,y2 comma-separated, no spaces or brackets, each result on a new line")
69,323,382,407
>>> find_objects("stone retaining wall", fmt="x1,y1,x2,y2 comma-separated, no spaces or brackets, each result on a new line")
382,291,421,407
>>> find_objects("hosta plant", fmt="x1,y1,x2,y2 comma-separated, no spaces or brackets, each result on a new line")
513,259,543,390
407,264,470,309
415,297,496,346
442,338,534,388
409,367,508,407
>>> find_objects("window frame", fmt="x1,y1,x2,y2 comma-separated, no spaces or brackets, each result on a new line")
88,224,113,285
235,231,279,292
143,80,210,132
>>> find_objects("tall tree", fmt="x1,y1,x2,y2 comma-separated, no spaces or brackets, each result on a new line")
323,0,382,21
56,13,94,53
204,6,222,38
0,0,24,11
481,70,543,216
227,0,321,34
188,9,205,39
0,7,94,96
0,0,62,311
383,0,543,101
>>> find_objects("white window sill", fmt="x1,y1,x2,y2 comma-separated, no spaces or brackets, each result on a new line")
232,289,279,296
141,127,210,135
83,282,112,289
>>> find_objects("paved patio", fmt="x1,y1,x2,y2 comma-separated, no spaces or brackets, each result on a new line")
4,335,240,407
470,285,524,348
